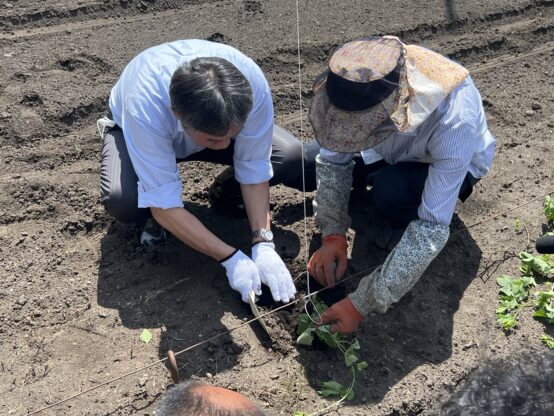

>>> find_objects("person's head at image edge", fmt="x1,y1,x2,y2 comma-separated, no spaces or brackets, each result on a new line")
439,350,554,416
170,56,253,151
155,382,268,416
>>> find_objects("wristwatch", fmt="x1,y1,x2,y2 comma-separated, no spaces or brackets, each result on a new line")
252,228,274,243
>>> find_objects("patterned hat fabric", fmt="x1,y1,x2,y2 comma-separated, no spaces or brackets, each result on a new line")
309,36,470,153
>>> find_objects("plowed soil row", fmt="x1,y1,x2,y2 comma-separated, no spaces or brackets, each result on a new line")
0,1,553,415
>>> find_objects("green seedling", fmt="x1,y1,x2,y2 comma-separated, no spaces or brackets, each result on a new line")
139,329,153,343
533,286,554,324
519,252,554,278
544,195,554,222
496,275,535,331
540,334,554,349
295,295,367,407
496,200,554,349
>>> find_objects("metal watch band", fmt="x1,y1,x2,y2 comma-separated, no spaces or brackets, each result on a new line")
252,228,273,242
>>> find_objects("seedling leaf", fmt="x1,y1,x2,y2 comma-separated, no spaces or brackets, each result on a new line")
540,334,554,349
139,329,152,344
519,252,553,277
297,313,312,336
344,388,355,401
315,324,342,348
356,361,368,371
533,288,554,324
345,345,360,367
318,380,344,397
497,313,517,330
544,196,554,222
297,327,315,346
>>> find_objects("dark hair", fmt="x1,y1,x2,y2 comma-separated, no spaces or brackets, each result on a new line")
440,350,554,416
156,382,267,416
169,57,253,136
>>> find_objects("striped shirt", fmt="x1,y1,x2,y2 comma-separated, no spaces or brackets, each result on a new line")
320,76,495,226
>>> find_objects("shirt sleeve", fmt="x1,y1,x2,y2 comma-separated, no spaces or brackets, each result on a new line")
232,85,274,185
121,104,183,209
418,118,479,225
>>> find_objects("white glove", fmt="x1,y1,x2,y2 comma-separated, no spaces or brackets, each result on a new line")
220,250,262,303
252,242,296,303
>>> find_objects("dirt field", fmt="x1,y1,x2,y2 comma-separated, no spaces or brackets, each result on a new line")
1,0,553,415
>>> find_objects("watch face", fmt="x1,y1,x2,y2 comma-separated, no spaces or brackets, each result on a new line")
262,230,273,241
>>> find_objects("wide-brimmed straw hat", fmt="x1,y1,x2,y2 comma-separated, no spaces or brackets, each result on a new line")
309,37,405,153
309,36,471,153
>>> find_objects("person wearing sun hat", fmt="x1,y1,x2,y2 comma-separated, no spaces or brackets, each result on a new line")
307,36,495,334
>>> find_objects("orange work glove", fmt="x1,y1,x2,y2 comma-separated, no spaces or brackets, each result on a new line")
308,234,348,287
320,298,363,334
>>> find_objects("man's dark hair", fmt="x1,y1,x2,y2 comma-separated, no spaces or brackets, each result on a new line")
169,57,253,136
440,350,554,416
156,382,267,416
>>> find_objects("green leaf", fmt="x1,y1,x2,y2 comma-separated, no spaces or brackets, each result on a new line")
312,296,329,316
343,388,355,401
293,412,307,416
296,313,313,336
356,361,368,371
296,327,315,346
519,252,553,277
497,313,517,330
540,334,554,349
544,196,554,222
497,275,514,286
344,343,360,368
318,380,344,397
139,329,152,344
534,288,554,324
315,325,342,348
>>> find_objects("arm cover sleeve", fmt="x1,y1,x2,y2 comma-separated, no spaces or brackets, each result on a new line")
348,219,450,315
313,154,355,237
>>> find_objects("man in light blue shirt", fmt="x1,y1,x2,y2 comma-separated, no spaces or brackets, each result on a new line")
304,37,495,333
99,40,306,305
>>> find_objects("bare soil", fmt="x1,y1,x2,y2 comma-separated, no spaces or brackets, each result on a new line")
1,0,553,415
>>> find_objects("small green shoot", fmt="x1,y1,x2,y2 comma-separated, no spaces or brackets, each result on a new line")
544,195,554,222
533,287,554,324
296,295,367,402
139,329,153,343
514,218,522,232
496,275,535,331
519,252,554,278
540,334,554,349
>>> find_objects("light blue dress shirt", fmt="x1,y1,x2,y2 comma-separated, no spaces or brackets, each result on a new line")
320,76,496,226
109,40,274,209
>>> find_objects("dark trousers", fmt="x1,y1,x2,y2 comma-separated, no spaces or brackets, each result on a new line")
100,125,319,223
352,159,477,226
100,126,476,225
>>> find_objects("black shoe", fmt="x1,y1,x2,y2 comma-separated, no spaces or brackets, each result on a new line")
139,218,168,246
208,167,247,218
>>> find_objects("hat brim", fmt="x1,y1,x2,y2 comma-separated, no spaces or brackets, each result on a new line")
308,77,399,153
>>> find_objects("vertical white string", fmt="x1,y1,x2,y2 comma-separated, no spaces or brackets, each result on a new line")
293,0,321,323
293,0,308,270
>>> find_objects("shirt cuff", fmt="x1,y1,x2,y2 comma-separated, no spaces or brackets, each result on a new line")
233,158,273,185
137,181,184,209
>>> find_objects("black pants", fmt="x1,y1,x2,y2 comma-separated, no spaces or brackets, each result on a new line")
100,126,476,225
352,159,477,226
100,125,319,223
